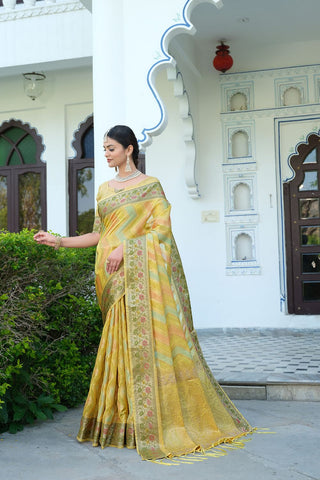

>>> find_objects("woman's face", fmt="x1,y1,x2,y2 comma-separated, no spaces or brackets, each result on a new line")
103,136,130,169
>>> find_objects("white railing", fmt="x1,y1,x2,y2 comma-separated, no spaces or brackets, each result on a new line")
0,0,85,20
2,0,56,9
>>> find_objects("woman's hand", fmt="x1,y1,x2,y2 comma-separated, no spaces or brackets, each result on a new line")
106,244,123,274
33,230,57,248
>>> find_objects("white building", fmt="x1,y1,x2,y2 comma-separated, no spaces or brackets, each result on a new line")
1,0,320,329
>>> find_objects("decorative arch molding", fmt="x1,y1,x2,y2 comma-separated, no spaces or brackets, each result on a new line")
139,0,221,149
167,65,199,198
286,130,320,183
0,118,45,163
71,114,94,159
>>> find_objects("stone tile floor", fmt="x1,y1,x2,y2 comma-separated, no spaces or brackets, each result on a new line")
197,329,320,384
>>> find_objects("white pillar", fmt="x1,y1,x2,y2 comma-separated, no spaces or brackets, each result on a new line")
92,0,126,189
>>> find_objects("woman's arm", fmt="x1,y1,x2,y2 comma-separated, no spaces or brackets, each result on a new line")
33,231,100,249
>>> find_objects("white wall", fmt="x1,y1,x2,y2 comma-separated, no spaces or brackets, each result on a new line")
0,8,92,69
146,55,320,329
0,66,93,235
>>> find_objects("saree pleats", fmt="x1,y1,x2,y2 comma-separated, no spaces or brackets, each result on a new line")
77,296,135,449
77,177,252,460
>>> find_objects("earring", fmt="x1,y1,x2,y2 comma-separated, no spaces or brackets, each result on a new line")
125,155,132,172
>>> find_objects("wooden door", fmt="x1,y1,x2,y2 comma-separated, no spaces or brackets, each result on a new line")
284,134,320,314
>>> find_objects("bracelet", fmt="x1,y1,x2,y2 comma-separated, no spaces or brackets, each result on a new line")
54,236,62,250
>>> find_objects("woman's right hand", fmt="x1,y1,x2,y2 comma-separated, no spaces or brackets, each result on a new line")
33,230,57,248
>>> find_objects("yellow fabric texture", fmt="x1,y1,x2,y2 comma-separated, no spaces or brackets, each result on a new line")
77,177,252,460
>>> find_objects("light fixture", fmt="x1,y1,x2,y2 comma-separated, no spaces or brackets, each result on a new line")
22,72,46,101
213,42,233,73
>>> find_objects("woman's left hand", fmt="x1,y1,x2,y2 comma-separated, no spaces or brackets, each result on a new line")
106,244,124,274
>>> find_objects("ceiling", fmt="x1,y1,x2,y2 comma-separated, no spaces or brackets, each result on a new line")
190,0,320,46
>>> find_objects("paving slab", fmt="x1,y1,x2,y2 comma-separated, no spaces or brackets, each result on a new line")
1,400,320,480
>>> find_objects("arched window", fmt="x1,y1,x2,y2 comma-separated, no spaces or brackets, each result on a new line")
0,119,46,232
69,116,95,236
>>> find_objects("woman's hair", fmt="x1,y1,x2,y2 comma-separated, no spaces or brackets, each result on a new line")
104,125,139,167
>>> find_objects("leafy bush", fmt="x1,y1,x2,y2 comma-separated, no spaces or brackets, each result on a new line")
0,230,102,434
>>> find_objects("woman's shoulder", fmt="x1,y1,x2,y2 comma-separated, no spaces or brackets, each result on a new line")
96,180,112,200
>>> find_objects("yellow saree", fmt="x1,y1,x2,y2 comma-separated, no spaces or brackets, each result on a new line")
77,176,252,460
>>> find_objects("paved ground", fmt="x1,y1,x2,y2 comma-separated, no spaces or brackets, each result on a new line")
198,328,320,386
1,401,319,480
1,329,320,480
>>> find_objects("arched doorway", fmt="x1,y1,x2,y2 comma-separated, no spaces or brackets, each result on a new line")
284,133,320,314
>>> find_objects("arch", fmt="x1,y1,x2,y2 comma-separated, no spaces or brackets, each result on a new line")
233,182,251,210
231,130,249,158
139,0,221,148
282,86,302,106
230,92,247,111
235,233,253,261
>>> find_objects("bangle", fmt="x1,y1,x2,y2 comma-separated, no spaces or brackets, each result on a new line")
54,236,62,250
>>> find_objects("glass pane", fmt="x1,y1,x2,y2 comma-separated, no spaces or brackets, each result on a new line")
299,171,318,191
302,254,320,273
301,226,320,245
0,137,11,166
82,127,94,158
19,172,41,230
299,198,320,219
4,127,26,143
303,147,317,164
303,282,320,301
0,175,8,230
77,167,94,234
9,150,22,166
18,135,37,165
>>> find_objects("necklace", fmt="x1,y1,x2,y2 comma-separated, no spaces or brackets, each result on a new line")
115,170,142,182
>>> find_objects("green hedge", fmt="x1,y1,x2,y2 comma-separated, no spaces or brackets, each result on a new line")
0,230,102,434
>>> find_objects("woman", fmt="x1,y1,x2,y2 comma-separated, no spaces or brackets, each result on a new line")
34,125,252,461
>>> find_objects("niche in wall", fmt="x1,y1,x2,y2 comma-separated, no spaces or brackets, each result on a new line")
231,130,249,158
275,76,308,107
225,124,254,162
226,223,260,275
224,171,257,215
283,86,302,106
221,81,254,112
230,92,247,111
235,232,253,261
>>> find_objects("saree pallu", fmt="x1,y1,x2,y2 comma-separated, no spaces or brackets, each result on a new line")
77,177,252,460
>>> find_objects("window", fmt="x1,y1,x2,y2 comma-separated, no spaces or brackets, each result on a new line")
0,119,46,232
69,116,95,236
68,116,146,236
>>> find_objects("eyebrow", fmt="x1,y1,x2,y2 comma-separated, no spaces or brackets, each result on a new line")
105,144,115,148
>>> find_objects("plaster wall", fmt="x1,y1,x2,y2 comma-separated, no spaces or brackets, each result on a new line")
0,66,93,235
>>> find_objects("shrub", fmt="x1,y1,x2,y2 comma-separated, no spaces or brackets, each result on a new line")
0,230,102,433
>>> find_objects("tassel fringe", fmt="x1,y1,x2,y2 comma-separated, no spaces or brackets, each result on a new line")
151,428,275,466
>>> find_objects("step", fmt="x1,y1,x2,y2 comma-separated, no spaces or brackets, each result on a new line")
221,382,320,401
